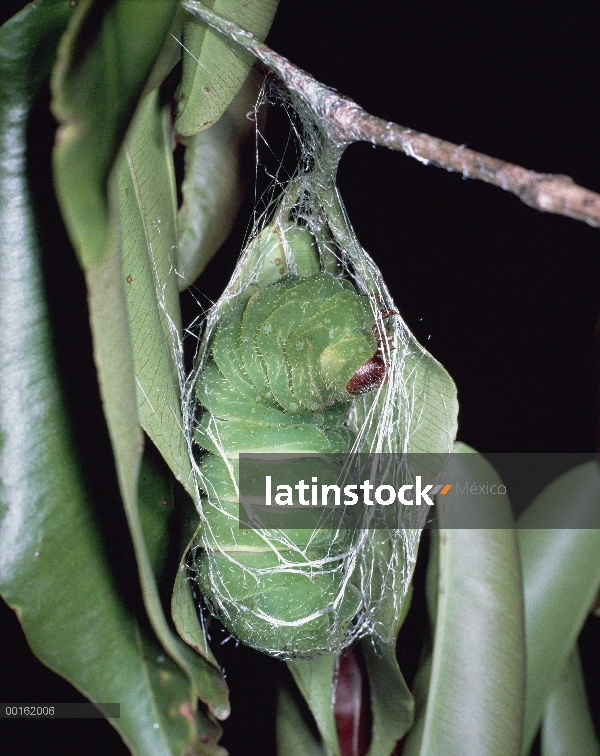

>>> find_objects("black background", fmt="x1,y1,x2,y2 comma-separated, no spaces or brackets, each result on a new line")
1,0,600,754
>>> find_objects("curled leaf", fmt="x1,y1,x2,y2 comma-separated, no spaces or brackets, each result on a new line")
176,0,278,136
517,461,600,754
404,445,525,756
541,647,600,756
51,0,181,265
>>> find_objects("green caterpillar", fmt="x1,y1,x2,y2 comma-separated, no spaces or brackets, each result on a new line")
193,263,387,657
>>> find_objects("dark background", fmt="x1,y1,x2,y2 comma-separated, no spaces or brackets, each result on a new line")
1,0,600,754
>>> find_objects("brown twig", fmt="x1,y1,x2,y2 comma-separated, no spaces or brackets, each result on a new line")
183,1,600,229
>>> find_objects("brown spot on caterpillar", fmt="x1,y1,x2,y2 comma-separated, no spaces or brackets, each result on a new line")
347,310,397,394
346,354,388,394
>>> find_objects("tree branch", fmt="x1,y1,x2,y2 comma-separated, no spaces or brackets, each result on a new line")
182,1,600,229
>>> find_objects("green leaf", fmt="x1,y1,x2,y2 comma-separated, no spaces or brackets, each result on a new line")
540,647,600,756
74,223,228,752
114,87,231,717
116,88,192,493
177,75,259,290
87,123,230,726
176,0,279,136
51,0,181,265
517,461,600,754
140,448,230,721
360,530,419,756
352,535,415,756
284,639,413,756
171,525,231,721
277,671,328,756
0,4,224,752
404,445,526,756
284,633,413,756
287,655,341,756
85,215,144,551
362,638,414,756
